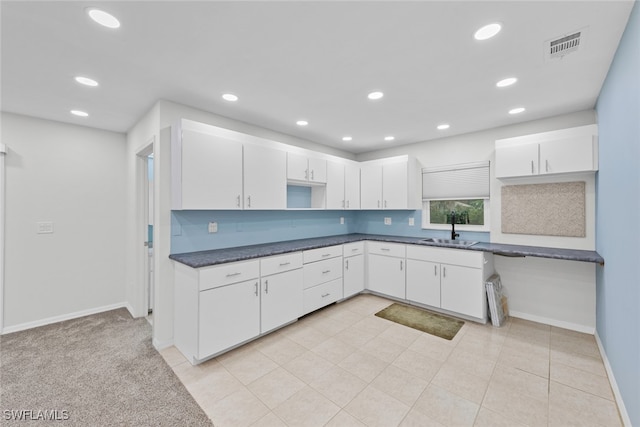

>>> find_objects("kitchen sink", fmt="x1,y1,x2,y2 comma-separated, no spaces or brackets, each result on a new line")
420,238,478,247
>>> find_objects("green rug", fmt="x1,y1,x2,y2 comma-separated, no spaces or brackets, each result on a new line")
375,303,464,340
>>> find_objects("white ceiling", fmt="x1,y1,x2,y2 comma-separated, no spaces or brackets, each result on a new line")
1,1,634,154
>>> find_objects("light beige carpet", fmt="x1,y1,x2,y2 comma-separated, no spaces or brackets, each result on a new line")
0,309,211,426
375,303,464,340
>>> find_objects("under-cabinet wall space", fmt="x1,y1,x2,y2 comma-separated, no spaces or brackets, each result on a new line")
501,181,586,237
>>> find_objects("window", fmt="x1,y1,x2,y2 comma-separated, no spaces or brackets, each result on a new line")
421,162,490,231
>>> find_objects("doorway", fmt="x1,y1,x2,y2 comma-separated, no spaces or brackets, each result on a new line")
136,140,154,325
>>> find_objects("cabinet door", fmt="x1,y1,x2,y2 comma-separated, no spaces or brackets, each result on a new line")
367,254,405,299
344,254,365,298
495,144,539,178
261,269,303,333
344,164,361,210
539,136,595,175
360,164,383,209
406,259,441,308
181,129,243,209
199,279,260,358
244,144,287,209
382,161,408,209
308,157,327,183
287,152,309,181
440,264,483,319
326,161,345,209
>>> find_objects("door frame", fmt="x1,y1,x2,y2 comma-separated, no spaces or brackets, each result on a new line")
136,138,155,318
0,144,6,333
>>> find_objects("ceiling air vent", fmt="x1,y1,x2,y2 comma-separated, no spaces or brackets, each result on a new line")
544,27,588,62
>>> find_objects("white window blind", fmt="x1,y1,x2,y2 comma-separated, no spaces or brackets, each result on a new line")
422,161,490,199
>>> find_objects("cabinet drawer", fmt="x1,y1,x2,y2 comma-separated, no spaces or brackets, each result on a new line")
303,257,343,289
406,245,483,268
303,278,343,315
261,252,303,277
199,260,260,291
367,241,405,258
343,241,364,257
303,245,343,264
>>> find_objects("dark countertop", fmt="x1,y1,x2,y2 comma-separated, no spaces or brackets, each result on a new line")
169,233,604,268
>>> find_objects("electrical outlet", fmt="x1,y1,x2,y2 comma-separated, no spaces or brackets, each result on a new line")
409,217,415,226
384,217,392,225
340,217,345,225
208,222,218,233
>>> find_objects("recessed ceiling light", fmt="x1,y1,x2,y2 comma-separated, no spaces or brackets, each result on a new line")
296,120,308,126
86,8,120,29
509,107,526,115
384,136,395,141
74,76,99,87
367,91,384,100
342,136,353,142
222,93,238,102
437,124,450,130
496,77,517,88
474,23,502,40
70,110,89,117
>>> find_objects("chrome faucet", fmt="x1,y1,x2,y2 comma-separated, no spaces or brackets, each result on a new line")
450,211,460,240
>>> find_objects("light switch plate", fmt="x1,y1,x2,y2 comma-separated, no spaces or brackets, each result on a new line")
409,217,415,226
384,217,392,225
37,221,54,234
340,217,345,225
208,222,218,233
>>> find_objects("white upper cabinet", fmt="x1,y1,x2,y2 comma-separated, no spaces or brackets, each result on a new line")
326,161,360,210
361,156,420,210
344,164,361,210
360,163,383,209
287,152,327,184
172,127,243,210
495,125,598,179
326,161,346,209
172,120,286,210
244,144,287,210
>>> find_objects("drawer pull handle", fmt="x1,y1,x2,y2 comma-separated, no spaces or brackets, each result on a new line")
434,265,437,276
381,248,390,251
322,253,331,257
264,280,269,294
351,248,358,252
254,282,258,296
322,270,331,274
279,262,291,267
400,260,403,271
345,260,349,270
443,267,446,278
531,160,534,174
236,195,241,207
321,293,330,298
226,272,241,277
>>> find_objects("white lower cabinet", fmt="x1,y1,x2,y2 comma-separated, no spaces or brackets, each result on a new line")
406,246,494,321
343,242,365,298
199,279,260,358
261,268,303,333
406,259,440,307
302,245,343,315
367,242,406,299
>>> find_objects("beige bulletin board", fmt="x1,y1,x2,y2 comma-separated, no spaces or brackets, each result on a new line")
501,182,586,237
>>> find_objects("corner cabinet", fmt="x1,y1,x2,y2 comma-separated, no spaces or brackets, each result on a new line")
360,156,420,210
495,124,598,179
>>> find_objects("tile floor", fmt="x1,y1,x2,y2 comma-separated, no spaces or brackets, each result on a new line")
160,294,623,427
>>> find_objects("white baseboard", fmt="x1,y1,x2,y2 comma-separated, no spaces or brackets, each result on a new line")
509,310,595,334
1,302,127,335
595,332,632,427
124,302,136,318
153,337,174,351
